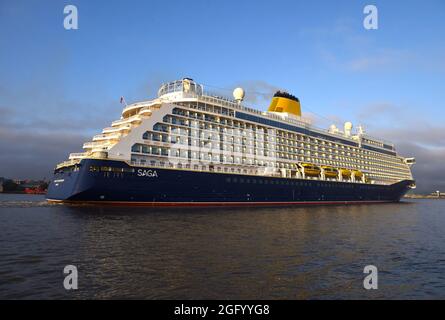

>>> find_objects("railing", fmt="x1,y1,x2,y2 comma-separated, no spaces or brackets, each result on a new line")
121,101,153,115
69,152,87,159
91,146,109,153
55,159,81,169
155,87,373,146
112,115,143,126
103,125,131,133
362,134,395,148
119,83,395,154
93,133,122,141
83,141,104,149
127,159,375,184
158,80,204,97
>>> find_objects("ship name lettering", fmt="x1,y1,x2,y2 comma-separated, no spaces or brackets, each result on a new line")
137,169,158,177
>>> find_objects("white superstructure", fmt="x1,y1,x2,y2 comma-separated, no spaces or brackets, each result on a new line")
59,79,415,186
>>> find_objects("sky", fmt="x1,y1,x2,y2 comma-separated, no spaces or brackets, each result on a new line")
0,0,444,193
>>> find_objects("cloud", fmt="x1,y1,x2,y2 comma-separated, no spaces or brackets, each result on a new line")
357,102,445,148
355,102,445,193
0,55,174,181
348,56,388,72
1,67,442,194
232,80,282,107
0,128,88,180
0,81,118,134
346,49,415,72
357,103,402,119
300,18,443,74
0,66,177,181
0,106,16,125
0,66,121,180
379,127,445,149
396,142,445,193
321,46,413,73
126,71,176,102
318,101,445,193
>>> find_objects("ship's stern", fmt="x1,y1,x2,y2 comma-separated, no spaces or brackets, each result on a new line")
46,161,89,202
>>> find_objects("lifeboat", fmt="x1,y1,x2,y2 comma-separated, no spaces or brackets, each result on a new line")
321,165,338,178
352,170,363,179
300,163,321,177
340,168,351,179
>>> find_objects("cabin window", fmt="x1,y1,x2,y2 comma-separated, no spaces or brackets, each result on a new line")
131,144,141,153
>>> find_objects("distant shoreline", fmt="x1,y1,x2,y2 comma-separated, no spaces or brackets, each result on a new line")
404,195,445,199
0,192,46,195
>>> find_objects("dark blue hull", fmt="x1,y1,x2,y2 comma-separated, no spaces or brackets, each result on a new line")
46,159,414,206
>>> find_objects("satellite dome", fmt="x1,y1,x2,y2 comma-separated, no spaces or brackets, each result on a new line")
233,87,245,101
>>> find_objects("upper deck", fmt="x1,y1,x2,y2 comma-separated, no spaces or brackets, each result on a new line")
150,79,396,155
59,78,413,186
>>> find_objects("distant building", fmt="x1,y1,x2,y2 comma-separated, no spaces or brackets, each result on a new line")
20,182,42,189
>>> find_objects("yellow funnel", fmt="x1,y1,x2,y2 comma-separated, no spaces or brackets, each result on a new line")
268,91,301,117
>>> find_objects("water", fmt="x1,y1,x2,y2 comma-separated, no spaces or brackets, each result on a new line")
0,193,444,299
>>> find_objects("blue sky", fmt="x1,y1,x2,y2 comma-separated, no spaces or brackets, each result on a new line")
0,0,444,192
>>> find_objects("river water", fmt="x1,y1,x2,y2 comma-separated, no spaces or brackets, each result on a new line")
0,194,444,299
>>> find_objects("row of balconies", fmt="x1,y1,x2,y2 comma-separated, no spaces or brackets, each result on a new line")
147,130,398,163
62,103,158,163
111,115,143,127
93,133,123,141
135,139,409,175
82,141,112,151
102,125,131,134
69,152,88,160
158,119,364,150
69,147,108,160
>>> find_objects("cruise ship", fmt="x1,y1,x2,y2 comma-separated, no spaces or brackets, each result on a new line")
47,78,416,206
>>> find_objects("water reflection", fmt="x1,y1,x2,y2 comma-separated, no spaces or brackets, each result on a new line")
1,195,443,299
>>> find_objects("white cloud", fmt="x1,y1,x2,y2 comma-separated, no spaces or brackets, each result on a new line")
300,18,444,73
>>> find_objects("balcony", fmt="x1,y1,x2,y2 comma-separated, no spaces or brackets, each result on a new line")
83,141,104,149
93,133,122,141
122,101,157,118
91,146,109,153
111,115,142,126
102,125,131,134
69,152,88,160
